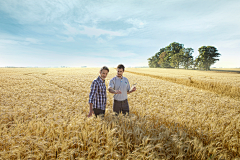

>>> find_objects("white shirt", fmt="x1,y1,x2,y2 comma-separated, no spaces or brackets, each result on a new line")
108,76,130,101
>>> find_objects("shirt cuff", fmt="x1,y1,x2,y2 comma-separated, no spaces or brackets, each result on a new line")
89,99,93,103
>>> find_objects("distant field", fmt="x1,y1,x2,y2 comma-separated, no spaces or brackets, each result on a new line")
0,68,239,159
126,68,240,100
210,68,240,71
210,68,240,74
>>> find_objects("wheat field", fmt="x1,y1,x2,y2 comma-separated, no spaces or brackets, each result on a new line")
0,68,239,159
126,68,240,100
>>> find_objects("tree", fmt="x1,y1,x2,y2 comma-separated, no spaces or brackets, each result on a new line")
148,42,185,68
158,51,172,68
197,46,221,70
181,48,194,69
148,48,166,68
192,56,198,70
158,51,166,66
148,43,221,70
147,52,161,68
170,52,184,68
147,57,154,68
165,42,184,68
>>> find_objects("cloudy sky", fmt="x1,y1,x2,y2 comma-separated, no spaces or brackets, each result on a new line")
0,0,239,68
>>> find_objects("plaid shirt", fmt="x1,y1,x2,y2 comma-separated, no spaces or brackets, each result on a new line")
88,76,107,110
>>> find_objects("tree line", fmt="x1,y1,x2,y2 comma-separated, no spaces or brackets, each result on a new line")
147,42,221,70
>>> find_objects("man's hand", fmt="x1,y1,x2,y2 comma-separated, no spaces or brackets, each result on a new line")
108,87,122,94
115,90,122,94
88,109,94,117
128,87,136,94
131,87,136,92
88,103,94,117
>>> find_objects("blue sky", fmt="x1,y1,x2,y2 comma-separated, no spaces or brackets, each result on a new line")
0,0,239,68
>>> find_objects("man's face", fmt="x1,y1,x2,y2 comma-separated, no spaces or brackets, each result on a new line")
100,69,108,80
117,68,124,77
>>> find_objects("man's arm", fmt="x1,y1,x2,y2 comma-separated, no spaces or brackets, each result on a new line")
127,80,136,94
108,87,116,94
108,79,121,94
88,81,97,117
108,87,122,94
88,103,94,117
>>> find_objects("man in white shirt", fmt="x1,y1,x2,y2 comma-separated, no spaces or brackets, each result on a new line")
108,64,136,115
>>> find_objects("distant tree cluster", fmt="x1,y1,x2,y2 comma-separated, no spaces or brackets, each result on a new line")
147,42,221,70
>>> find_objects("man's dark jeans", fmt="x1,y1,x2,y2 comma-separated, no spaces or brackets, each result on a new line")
113,99,129,115
93,108,105,117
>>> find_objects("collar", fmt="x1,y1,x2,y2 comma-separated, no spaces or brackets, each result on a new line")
98,76,105,83
115,75,123,80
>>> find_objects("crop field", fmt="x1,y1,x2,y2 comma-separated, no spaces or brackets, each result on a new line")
126,68,240,100
0,68,239,159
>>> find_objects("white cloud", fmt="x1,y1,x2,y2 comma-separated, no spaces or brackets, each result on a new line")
96,38,106,43
67,56,110,67
215,39,240,49
0,39,18,45
63,23,80,35
0,37,42,46
110,50,137,57
79,26,124,37
88,50,137,58
63,23,125,37
118,38,158,47
66,37,75,42
126,18,146,28
25,38,42,44
0,0,87,24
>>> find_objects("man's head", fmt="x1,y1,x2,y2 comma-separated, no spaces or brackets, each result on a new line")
117,64,125,78
99,66,109,80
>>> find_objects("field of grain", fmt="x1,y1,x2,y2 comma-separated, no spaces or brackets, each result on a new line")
126,68,240,100
0,68,239,159
210,68,240,72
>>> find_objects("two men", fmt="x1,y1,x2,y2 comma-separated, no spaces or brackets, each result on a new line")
88,64,136,117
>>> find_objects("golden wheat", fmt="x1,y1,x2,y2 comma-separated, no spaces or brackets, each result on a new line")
0,68,239,159
126,68,240,100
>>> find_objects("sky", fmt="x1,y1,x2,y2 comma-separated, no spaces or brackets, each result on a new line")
0,0,240,68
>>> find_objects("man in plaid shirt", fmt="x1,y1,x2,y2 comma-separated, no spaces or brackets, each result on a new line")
88,66,109,117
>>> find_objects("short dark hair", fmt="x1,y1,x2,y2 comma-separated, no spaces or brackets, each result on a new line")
100,66,109,72
117,64,125,71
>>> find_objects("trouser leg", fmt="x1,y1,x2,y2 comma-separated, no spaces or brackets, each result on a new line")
113,99,129,115
113,100,121,115
121,99,129,115
93,108,105,117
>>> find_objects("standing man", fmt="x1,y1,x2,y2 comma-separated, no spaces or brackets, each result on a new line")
88,66,109,117
108,64,136,115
